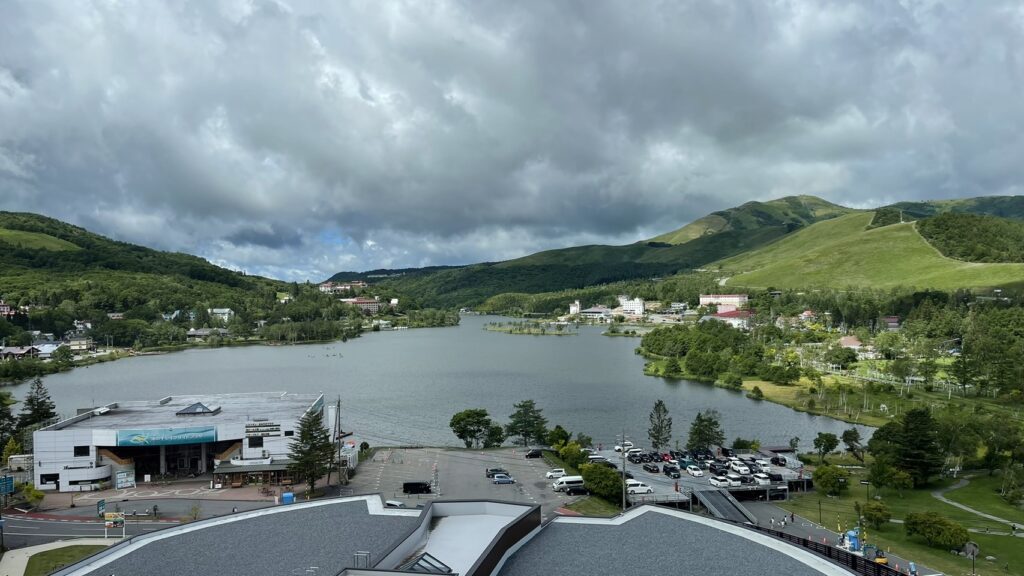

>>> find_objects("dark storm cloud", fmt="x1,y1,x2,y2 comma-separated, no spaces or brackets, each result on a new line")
1,1,1022,280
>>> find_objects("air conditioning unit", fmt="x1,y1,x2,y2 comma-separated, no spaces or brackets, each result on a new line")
262,450,270,459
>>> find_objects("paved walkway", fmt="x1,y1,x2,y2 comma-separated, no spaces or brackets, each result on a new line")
931,477,1021,528
0,537,117,576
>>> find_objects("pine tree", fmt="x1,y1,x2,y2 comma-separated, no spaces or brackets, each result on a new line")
287,411,334,495
505,400,548,447
18,377,56,429
0,391,17,448
647,400,672,450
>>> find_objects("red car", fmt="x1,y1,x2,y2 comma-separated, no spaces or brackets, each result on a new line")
661,453,672,462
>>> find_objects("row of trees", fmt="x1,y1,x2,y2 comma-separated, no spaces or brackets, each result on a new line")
448,400,591,450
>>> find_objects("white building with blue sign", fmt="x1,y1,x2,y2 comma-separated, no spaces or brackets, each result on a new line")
33,392,328,492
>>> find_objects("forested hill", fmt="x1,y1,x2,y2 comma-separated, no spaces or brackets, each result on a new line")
0,212,254,288
0,211,286,311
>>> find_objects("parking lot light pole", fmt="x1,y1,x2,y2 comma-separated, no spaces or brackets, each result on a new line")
619,429,629,511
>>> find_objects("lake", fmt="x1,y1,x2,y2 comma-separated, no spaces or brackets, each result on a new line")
10,315,873,448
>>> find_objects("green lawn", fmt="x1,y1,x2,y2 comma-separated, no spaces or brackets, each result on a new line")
945,473,1024,526
0,227,80,251
720,213,1024,290
563,496,621,517
24,545,108,576
779,470,1024,576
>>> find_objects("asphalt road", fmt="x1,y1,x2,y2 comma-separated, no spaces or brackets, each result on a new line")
0,515,168,550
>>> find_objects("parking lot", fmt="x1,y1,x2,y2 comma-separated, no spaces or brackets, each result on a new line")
347,447,582,520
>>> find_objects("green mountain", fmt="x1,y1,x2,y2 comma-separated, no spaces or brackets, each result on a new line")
649,195,853,245
0,211,285,312
717,212,1024,291
338,195,855,307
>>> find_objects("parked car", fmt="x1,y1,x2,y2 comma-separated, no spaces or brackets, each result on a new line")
725,473,742,487
552,476,585,492
614,441,634,452
709,463,730,476
752,473,771,485
737,475,755,485
729,461,750,475
546,468,567,479
564,484,589,496
493,474,516,484
485,468,509,478
663,465,681,479
709,476,730,487
581,448,596,455
686,465,703,477
627,455,642,464
642,463,660,473
626,480,653,495
598,461,618,470
647,451,661,461
639,454,652,463
661,453,672,462
768,472,785,483
525,449,543,459
720,447,735,457
627,448,644,457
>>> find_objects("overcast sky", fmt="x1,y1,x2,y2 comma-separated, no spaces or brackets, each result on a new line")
1,1,1022,281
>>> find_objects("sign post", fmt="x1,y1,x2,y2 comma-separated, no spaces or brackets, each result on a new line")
104,512,125,539
97,499,106,518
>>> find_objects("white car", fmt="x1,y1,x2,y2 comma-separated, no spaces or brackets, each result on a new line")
725,473,742,487
546,468,567,479
626,448,644,457
625,480,653,494
614,441,634,452
686,465,703,477
709,476,730,487
752,473,770,485
729,461,750,475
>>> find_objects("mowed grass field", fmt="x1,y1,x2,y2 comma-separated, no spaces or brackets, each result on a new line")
718,213,1024,290
781,472,1024,576
0,227,80,251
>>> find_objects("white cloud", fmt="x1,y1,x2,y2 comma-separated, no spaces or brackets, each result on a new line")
0,0,1021,280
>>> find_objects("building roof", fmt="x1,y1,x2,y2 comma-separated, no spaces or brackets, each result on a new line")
499,507,853,576
54,496,422,576
44,392,321,432
714,310,751,319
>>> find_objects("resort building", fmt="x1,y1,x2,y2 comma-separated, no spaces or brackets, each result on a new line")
699,294,749,308
32,392,344,492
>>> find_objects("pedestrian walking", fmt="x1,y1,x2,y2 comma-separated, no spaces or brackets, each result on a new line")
790,512,795,523
781,519,786,529
770,516,775,528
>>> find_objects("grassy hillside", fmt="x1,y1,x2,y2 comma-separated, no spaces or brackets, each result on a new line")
718,212,1024,290
885,195,1024,220
649,195,853,245
0,228,80,251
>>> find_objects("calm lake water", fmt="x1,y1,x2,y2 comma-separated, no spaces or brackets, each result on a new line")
11,315,872,448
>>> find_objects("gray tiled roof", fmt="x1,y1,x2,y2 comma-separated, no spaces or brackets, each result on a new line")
499,508,853,576
69,499,420,576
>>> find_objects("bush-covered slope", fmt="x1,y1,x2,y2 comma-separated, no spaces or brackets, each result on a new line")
917,213,1024,263
717,212,1024,290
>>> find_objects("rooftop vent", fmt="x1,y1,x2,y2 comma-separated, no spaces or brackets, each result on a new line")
176,402,222,416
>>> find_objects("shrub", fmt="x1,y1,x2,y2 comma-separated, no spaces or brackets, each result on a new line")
746,386,764,400
862,501,891,529
904,512,968,549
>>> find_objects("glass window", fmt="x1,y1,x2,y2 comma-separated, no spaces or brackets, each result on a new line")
73,446,90,457
249,436,264,448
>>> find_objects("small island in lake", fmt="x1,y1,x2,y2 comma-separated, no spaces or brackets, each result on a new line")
484,321,578,336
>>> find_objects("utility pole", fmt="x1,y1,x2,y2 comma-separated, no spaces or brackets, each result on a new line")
619,429,629,511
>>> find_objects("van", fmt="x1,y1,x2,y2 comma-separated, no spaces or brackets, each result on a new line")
587,454,608,463
725,473,742,487
552,475,585,492
402,481,432,494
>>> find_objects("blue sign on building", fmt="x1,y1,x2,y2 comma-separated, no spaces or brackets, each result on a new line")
116,426,217,446
0,475,13,495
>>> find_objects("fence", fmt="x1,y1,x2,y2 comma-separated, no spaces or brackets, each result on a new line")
754,527,907,576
